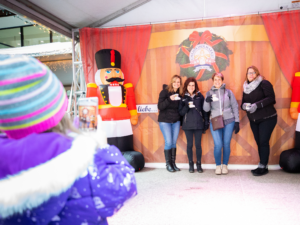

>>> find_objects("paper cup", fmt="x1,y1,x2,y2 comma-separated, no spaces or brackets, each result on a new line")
246,103,251,110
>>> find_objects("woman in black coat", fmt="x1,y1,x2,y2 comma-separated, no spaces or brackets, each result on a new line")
179,77,209,173
241,65,277,176
158,75,182,172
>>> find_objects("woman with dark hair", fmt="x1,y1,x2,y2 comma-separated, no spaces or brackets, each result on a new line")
241,66,277,176
178,77,209,173
158,75,183,172
203,73,240,175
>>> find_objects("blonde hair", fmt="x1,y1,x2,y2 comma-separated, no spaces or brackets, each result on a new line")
167,75,183,95
45,114,81,135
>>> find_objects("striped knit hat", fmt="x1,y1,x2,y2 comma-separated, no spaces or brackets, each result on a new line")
0,55,68,139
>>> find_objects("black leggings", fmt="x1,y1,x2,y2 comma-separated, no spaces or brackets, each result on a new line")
184,129,203,162
249,116,277,166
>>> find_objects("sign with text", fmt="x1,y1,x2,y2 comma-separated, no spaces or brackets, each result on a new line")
137,104,158,113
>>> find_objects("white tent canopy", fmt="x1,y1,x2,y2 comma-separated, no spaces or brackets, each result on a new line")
0,0,298,37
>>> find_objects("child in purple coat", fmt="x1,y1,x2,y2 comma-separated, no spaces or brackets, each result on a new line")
0,55,137,225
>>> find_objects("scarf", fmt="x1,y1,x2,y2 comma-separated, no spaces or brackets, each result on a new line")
243,76,263,94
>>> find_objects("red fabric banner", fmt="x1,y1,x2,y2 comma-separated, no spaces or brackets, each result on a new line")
79,25,152,88
262,11,300,85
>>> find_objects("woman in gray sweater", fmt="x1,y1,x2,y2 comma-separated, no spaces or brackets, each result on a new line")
203,73,240,175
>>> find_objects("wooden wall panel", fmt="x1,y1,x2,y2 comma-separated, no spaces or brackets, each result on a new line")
132,15,296,165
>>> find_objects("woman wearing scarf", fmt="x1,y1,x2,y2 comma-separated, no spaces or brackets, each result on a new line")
242,66,277,176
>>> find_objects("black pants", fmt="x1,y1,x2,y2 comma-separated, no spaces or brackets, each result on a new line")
107,135,134,152
249,116,277,166
184,129,203,162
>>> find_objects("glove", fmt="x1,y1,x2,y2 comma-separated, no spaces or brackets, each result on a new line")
206,95,213,103
234,122,240,134
249,104,257,114
242,103,248,110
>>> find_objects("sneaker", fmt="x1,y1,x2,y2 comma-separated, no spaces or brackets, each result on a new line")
215,165,221,175
252,167,269,176
222,164,228,175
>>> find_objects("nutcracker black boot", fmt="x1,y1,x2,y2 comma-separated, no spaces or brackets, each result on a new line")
171,148,180,171
189,161,194,173
164,150,175,172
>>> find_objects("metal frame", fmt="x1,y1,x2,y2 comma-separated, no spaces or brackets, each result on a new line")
0,0,73,37
67,28,85,118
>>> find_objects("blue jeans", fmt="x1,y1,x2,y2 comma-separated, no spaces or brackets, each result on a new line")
159,121,181,149
210,121,235,165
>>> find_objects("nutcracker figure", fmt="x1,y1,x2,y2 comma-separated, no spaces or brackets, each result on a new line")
280,72,300,172
86,49,144,171
290,71,300,148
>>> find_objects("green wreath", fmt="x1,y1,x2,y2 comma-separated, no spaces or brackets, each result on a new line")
175,31,233,81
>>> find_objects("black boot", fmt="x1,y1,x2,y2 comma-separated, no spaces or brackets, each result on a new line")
171,148,180,171
164,150,175,172
189,161,194,173
196,161,203,173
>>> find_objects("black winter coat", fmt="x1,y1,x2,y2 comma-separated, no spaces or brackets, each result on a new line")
158,88,181,123
178,92,209,130
241,80,277,121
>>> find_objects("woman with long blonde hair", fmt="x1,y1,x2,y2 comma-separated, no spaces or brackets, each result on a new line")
158,75,183,172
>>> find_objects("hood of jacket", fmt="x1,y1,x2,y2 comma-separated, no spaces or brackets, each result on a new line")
210,83,226,92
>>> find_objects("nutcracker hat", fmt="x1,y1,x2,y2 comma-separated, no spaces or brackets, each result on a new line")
0,54,68,139
95,49,121,69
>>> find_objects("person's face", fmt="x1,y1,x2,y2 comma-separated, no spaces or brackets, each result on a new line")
247,68,257,82
187,82,195,94
172,78,181,90
213,76,223,89
99,68,124,85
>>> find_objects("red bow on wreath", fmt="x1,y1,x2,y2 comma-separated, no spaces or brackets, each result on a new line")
180,30,228,80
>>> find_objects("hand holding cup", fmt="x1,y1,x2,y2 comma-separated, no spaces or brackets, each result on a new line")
170,94,176,101
212,94,219,101
188,101,195,108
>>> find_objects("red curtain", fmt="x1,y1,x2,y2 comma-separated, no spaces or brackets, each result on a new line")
79,25,152,88
262,11,300,85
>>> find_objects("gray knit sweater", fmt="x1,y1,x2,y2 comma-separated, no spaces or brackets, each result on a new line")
203,83,240,123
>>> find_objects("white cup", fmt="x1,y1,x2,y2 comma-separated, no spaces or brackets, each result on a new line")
246,103,251,110
189,101,194,108
212,94,219,101
174,94,181,100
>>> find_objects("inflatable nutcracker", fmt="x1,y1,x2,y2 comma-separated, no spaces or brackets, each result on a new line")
280,72,300,172
86,49,145,171
290,71,300,148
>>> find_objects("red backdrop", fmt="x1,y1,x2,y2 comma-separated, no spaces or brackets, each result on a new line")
262,11,300,85
79,25,152,88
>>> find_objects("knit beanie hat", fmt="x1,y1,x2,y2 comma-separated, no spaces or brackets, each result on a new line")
0,55,68,139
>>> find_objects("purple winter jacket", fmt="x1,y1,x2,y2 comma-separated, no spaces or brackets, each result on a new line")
0,132,137,225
